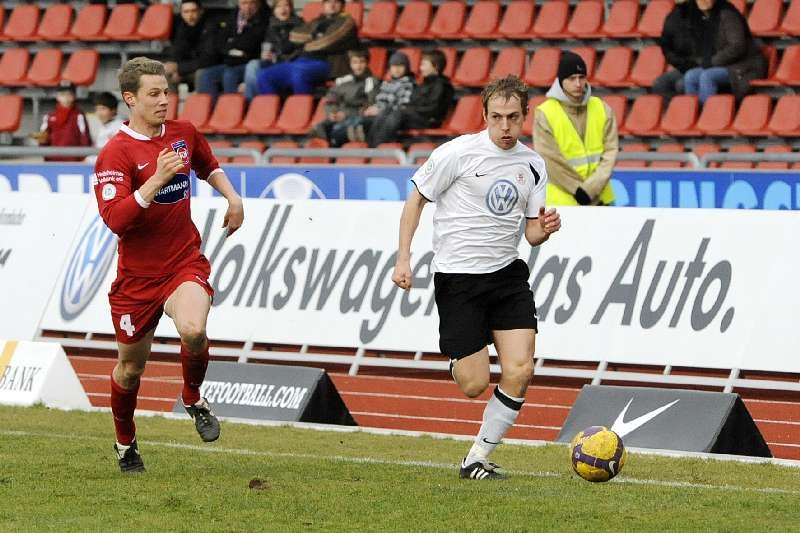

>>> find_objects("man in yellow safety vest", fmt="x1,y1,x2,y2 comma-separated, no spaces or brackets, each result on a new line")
534,51,618,206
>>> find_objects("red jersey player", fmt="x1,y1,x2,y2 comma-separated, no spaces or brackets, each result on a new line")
93,57,244,473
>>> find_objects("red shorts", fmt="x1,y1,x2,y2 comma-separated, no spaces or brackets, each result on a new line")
108,257,214,344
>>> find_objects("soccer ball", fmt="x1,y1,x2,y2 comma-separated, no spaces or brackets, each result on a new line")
569,426,627,482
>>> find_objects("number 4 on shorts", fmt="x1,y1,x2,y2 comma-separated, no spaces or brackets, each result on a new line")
119,314,136,337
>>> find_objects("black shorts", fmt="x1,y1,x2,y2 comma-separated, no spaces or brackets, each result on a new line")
433,259,538,359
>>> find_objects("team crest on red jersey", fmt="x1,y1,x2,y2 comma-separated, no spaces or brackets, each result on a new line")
171,139,190,165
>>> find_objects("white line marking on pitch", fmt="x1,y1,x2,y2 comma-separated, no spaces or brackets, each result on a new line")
1,429,797,496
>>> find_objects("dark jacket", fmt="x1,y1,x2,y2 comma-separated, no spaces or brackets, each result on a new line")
407,74,454,126
688,0,767,98
212,7,270,67
660,2,698,73
325,70,380,117
169,14,217,77
264,14,304,62
290,12,359,78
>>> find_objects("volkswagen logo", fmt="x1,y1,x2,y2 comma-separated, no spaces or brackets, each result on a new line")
60,215,116,320
485,179,519,216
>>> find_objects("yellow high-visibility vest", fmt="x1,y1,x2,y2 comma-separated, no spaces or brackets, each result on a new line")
538,96,615,205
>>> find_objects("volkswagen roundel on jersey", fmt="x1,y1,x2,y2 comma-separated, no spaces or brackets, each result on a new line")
485,179,519,216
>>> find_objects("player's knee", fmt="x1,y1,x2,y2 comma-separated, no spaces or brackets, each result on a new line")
461,377,489,398
507,357,535,386
180,323,207,352
119,360,145,382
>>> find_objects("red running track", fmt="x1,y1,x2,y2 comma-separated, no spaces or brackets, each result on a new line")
68,355,800,460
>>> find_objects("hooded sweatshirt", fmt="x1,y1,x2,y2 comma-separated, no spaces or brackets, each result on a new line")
533,78,619,203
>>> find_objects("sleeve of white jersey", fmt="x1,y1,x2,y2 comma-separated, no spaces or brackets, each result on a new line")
525,158,548,218
409,143,460,202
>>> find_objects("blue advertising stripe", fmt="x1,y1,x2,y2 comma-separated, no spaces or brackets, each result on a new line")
2,164,800,209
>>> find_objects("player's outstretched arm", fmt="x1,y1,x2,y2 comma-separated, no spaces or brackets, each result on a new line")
391,188,428,291
207,170,244,236
525,206,561,246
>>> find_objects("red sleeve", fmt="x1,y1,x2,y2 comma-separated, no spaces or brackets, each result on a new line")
93,143,145,236
191,124,220,180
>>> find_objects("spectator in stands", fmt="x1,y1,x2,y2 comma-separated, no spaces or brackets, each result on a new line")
348,51,415,143
31,82,92,162
310,49,379,147
534,51,617,206
197,0,269,101
85,92,124,164
366,50,453,147
653,0,695,101
683,0,767,104
242,0,304,101
164,0,216,92
255,0,358,96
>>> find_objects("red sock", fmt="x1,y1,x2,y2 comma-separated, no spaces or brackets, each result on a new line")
110,374,139,445
181,343,209,406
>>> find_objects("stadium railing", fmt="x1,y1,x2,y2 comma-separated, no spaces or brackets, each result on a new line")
262,147,409,165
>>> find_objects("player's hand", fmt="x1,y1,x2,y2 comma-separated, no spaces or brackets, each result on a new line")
223,196,244,236
154,147,184,185
538,206,561,235
391,260,413,291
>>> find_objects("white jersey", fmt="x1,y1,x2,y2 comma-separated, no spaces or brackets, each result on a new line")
411,129,548,274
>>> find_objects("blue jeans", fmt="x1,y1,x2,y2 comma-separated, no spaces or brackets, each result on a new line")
197,63,247,101
243,59,264,101
683,67,731,104
256,57,330,95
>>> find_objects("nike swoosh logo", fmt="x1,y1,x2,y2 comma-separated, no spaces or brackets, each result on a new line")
609,398,680,438
137,162,149,170
482,437,500,445
475,172,487,177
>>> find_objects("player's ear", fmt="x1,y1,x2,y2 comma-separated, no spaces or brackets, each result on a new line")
122,91,136,108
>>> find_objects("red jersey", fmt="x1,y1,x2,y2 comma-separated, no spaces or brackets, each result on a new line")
93,120,220,278
40,104,92,162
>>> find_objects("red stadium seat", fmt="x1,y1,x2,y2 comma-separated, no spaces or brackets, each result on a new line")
757,144,792,169
368,47,388,79
694,95,735,136
425,0,467,39
637,0,673,38
0,48,31,86
729,94,772,136
774,45,800,85
751,45,779,86
768,94,800,136
617,142,650,168
24,48,63,87
600,0,640,38
166,93,179,121
567,1,604,38
238,94,281,134
438,47,457,81
337,141,367,165
659,95,699,136
593,47,633,87
0,10,5,39
2,4,40,41
136,4,173,41
103,4,140,41
232,140,266,164
780,0,800,35
624,94,664,136
302,137,331,164
62,49,99,86
464,0,502,39
532,1,570,39
397,47,422,76
489,47,526,80
208,140,233,163
442,95,484,135
498,0,535,40
177,93,212,129
35,4,72,41
0,94,23,133
720,144,755,169
395,1,433,40
67,4,107,41
628,46,666,87
523,47,560,88
691,142,721,163
373,142,404,164
651,143,686,168
309,97,328,130
345,2,364,28
570,47,597,80
523,95,547,137
729,0,747,15
200,94,246,134
275,95,314,134
360,1,397,39
748,0,784,36
270,140,299,164
301,2,322,23
453,47,491,88
408,142,436,164
602,94,628,131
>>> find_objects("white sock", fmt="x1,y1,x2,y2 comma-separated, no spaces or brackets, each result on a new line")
464,386,524,466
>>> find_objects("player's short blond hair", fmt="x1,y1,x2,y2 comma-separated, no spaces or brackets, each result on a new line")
118,57,166,95
481,75,529,116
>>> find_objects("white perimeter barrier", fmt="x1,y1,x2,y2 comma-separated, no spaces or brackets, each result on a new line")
2,193,796,390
